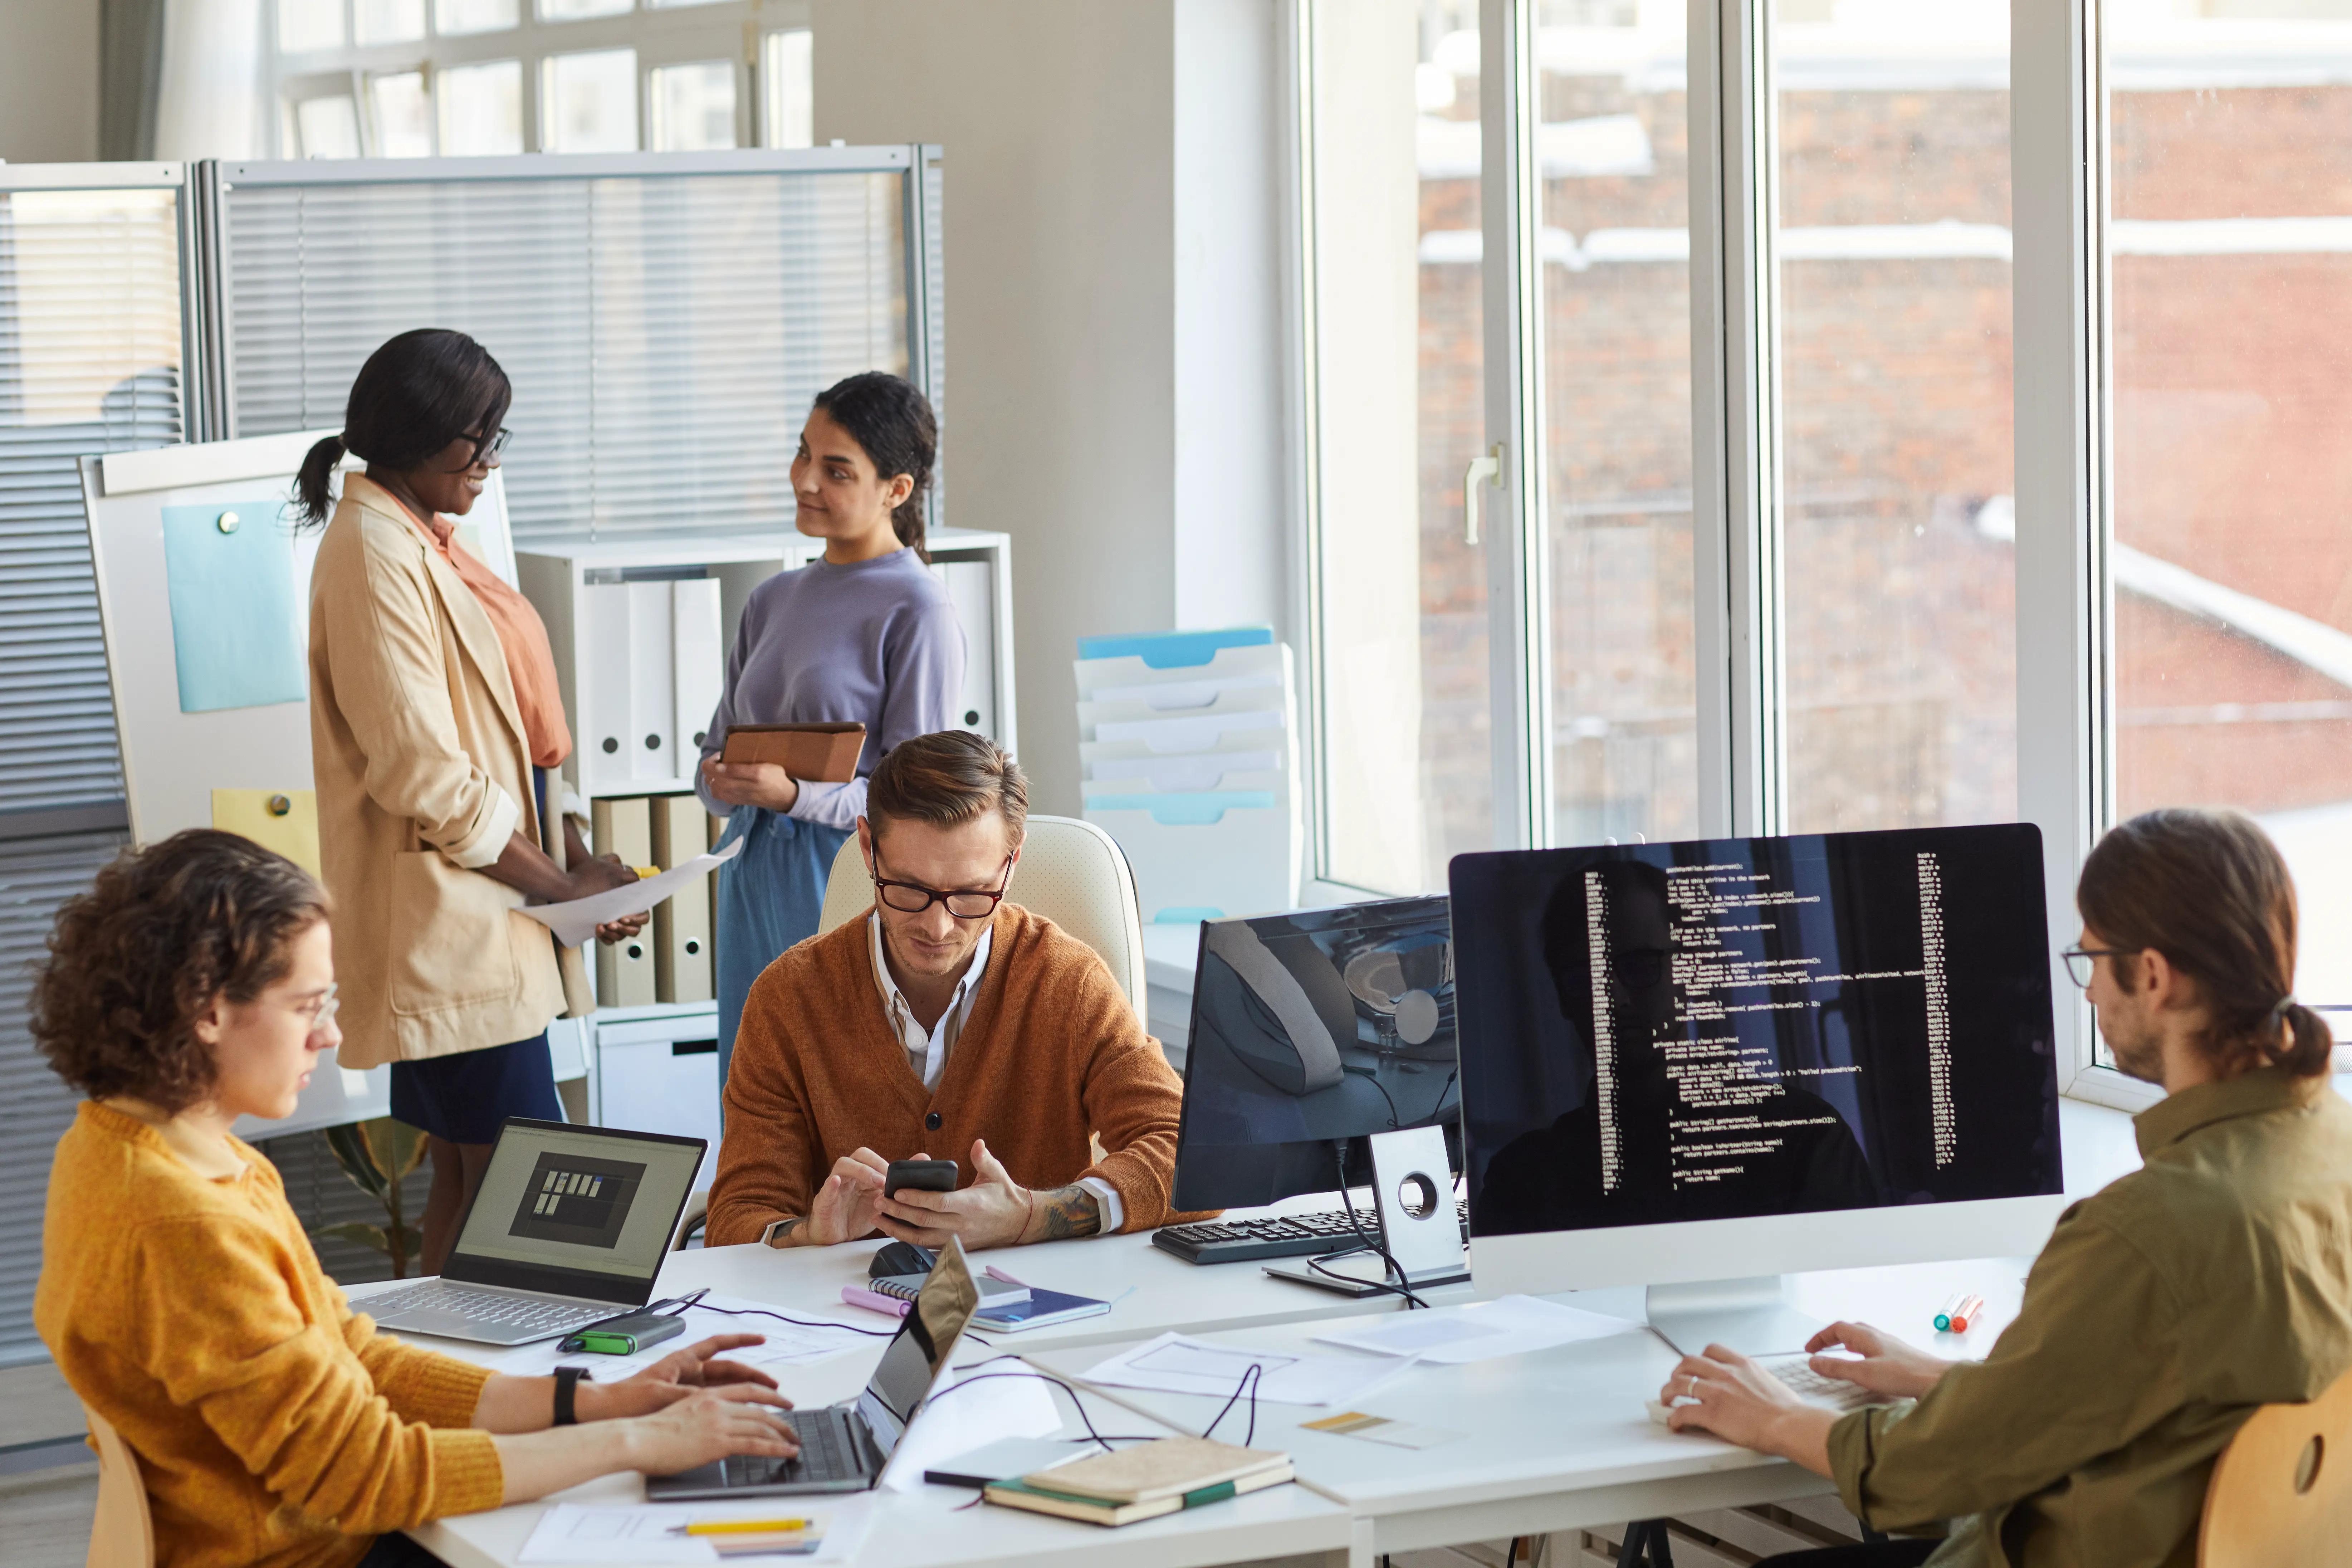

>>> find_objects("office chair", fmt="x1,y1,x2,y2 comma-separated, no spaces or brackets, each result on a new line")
818,815,1149,1024
2199,1365,2352,1565
82,1401,154,1568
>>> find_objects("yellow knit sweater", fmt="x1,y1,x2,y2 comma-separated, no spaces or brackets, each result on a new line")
35,1103,505,1568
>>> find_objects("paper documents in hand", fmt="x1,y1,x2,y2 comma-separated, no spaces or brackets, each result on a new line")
1309,1295,1637,1364
1080,1332,1417,1407
519,836,742,947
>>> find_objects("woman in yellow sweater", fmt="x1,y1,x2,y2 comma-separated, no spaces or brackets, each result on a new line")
31,830,799,1568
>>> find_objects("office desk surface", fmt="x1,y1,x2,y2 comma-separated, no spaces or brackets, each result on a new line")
1022,1256,2029,1558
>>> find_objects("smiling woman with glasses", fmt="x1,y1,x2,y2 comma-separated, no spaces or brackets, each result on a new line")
297,328,647,1275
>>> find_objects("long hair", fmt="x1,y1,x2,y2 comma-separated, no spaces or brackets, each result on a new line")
2077,808,2333,1079
810,371,938,562
294,328,512,527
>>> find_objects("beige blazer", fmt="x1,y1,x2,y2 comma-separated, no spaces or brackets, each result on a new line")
308,476,592,1070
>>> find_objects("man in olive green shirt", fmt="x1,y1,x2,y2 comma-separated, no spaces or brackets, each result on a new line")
1661,809,2352,1568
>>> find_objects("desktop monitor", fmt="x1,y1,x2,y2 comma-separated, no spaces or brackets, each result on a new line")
1169,896,1462,1212
1451,824,2068,1319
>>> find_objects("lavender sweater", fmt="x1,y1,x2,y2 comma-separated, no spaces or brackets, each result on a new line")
695,548,966,831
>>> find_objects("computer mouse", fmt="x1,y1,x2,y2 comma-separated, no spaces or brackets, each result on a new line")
869,1241,937,1280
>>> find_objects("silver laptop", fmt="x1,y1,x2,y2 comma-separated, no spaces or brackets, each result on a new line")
647,1236,984,1498
362,1118,705,1347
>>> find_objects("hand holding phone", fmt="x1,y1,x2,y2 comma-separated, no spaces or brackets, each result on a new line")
884,1158,958,1198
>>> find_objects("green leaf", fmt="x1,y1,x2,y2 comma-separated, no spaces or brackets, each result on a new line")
310,1221,392,1257
322,1124,390,1200
380,1119,429,1183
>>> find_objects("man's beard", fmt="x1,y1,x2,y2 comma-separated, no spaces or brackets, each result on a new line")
2102,1010,2166,1083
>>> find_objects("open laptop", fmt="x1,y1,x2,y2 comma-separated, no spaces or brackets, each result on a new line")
362,1118,705,1347
647,1236,985,1499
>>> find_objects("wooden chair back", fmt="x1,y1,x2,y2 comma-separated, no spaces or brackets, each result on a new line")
83,1401,156,1568
2200,1367,2352,1566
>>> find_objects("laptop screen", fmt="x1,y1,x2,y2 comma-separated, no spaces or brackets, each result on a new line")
857,1237,982,1461
444,1119,705,1304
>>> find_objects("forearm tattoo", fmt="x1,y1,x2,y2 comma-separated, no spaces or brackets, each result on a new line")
1033,1184,1102,1240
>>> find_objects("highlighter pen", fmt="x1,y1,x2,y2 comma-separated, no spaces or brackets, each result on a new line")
1933,1293,1986,1333
675,1518,813,1536
632,866,661,880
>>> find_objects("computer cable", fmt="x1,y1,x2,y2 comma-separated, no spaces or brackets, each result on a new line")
919,1355,1159,1450
1314,1142,1429,1310
1200,1360,1266,1447
661,1286,899,1337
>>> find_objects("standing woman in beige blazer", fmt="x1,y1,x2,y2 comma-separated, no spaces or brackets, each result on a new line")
299,328,642,1273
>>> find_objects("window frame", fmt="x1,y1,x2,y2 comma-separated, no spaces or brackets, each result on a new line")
1285,0,2177,1105
264,0,811,157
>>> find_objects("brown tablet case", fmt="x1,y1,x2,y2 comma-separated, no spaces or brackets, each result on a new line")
718,722,866,782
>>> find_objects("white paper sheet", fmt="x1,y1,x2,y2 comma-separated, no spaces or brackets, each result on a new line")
519,837,743,947
1309,1295,1637,1365
1080,1332,1419,1407
468,1294,877,1379
518,1496,874,1564
878,1362,1064,1492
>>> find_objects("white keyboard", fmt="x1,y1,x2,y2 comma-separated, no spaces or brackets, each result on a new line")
365,1282,607,1333
1757,1354,1880,1412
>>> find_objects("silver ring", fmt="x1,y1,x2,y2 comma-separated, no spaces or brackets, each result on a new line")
1684,1374,1698,1399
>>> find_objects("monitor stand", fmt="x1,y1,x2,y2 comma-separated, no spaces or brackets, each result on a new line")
1645,1276,1825,1358
1263,1127,1471,1297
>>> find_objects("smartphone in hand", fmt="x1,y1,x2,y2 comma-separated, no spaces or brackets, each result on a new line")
884,1158,959,1197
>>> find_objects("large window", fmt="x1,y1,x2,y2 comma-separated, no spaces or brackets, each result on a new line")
267,0,814,157
1299,0,2330,1098
2107,0,2352,1011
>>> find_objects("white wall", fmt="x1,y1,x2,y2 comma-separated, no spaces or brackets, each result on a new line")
812,0,1288,815
0,0,101,163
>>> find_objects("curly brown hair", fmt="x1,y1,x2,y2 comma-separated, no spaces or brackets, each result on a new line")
31,829,331,1113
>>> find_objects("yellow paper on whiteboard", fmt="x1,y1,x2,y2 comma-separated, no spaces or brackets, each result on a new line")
211,789,322,878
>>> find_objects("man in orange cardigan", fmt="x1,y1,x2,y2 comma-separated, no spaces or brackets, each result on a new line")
707,730,1192,1250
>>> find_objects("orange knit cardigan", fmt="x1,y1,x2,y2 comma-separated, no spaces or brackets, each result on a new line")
708,904,1196,1246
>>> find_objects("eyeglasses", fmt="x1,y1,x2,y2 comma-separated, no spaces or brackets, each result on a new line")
2061,947,2139,988
459,427,510,467
292,982,340,1035
1610,948,1669,990
871,856,1012,921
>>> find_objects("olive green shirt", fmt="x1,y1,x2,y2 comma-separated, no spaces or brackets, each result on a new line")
1828,1067,2352,1568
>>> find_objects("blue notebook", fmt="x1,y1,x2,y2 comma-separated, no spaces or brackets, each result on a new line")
972,1286,1113,1333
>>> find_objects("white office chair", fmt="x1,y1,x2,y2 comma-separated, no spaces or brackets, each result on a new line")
82,1402,155,1568
818,814,1149,1023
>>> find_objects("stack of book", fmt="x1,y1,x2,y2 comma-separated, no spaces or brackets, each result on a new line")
983,1436,1294,1527
1075,626,1301,924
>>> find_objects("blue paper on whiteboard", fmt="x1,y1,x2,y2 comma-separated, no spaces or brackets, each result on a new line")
160,502,305,713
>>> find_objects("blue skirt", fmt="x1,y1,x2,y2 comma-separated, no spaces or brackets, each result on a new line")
389,1033,560,1144
715,805,852,1093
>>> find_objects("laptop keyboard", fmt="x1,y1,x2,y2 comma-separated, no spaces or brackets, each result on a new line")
723,1406,863,1487
364,1282,607,1333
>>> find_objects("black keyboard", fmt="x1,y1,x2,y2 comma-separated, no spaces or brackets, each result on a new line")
722,1405,866,1488
1154,1200,1470,1265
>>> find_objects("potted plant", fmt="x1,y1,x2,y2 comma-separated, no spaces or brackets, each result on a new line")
313,1117,427,1278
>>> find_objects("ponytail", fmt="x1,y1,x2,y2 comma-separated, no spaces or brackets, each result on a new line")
810,371,937,564
294,434,346,529
2277,1001,2337,1080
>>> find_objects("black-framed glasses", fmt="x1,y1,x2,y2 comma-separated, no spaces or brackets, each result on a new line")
2062,946,2139,988
872,855,1012,921
459,427,511,467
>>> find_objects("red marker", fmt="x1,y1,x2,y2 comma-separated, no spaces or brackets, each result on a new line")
1933,1292,1985,1333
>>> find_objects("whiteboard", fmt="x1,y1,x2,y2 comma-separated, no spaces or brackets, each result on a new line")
82,430,517,851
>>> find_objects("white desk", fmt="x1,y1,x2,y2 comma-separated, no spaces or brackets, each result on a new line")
1023,1257,2030,1562
361,1225,2030,1568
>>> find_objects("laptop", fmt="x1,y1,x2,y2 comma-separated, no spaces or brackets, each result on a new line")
361,1118,705,1347
647,1236,985,1499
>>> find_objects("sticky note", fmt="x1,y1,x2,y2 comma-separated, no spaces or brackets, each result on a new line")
160,501,304,713
211,789,321,878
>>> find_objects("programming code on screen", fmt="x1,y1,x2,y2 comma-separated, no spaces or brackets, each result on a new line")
1452,825,2061,1236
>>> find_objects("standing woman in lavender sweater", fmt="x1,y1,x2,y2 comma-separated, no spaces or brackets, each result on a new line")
697,373,964,1091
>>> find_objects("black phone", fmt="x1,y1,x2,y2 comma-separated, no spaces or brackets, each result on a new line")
884,1158,959,1197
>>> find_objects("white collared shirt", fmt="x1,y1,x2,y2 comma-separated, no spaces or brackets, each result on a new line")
865,914,1124,1232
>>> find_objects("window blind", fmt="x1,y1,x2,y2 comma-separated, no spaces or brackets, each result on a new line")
0,183,185,819
0,830,128,1365
217,153,930,545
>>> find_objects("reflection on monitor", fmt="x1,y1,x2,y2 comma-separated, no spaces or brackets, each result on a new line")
1452,825,2062,1256
1171,897,1460,1211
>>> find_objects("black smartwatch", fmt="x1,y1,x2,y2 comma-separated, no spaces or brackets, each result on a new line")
553,1364,590,1427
